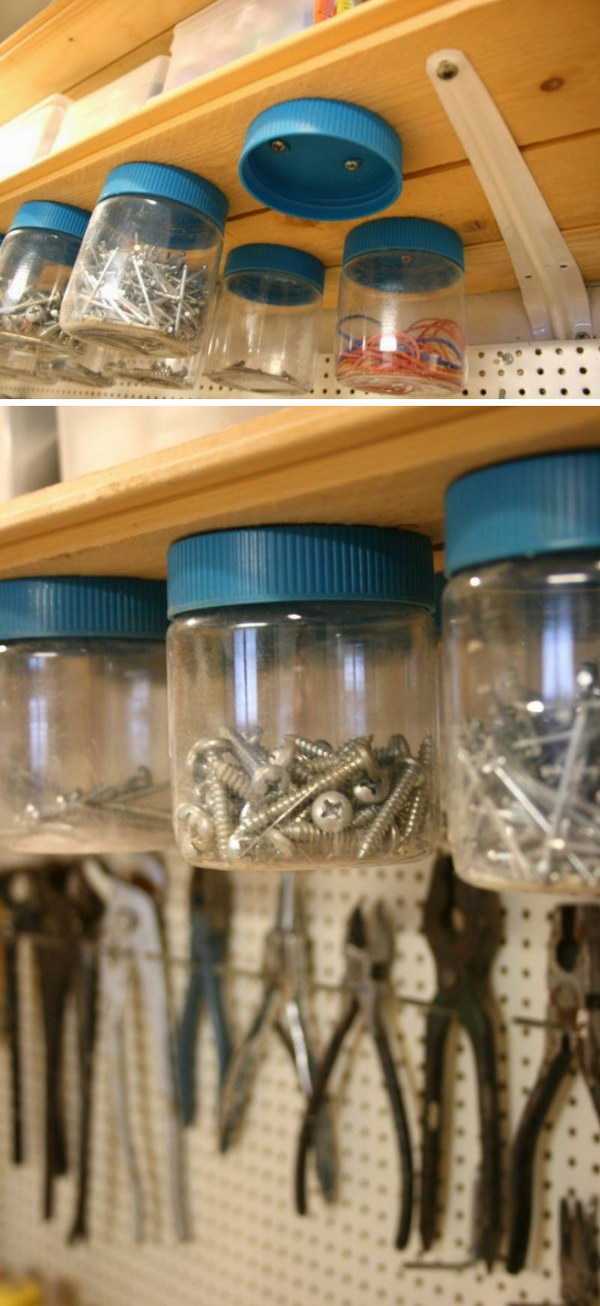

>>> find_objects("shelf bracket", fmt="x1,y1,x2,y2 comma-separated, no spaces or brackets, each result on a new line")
426,48,593,341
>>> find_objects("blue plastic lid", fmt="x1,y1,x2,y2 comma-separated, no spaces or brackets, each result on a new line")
223,243,325,306
0,577,167,640
8,201,90,241
445,450,600,575
168,525,434,616
239,99,402,221
98,162,229,232
343,218,464,270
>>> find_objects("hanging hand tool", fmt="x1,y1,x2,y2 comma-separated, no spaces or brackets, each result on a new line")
219,871,337,1205
295,898,413,1249
560,1197,599,1306
0,879,32,1166
507,904,600,1275
420,851,503,1268
178,867,232,1127
83,855,187,1243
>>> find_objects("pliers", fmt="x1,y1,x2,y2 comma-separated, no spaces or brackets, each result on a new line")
178,867,233,1127
560,1197,599,1306
507,904,600,1274
295,899,413,1249
219,871,337,1203
420,852,503,1268
83,855,187,1243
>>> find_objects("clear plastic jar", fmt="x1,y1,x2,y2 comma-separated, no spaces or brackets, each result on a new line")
336,218,466,396
444,450,600,896
0,577,172,854
0,202,90,357
205,243,324,394
60,162,228,357
104,348,202,390
167,525,437,869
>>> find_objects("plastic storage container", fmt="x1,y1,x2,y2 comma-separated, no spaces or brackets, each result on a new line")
0,96,72,183
60,162,228,357
0,577,172,854
0,202,90,356
104,347,203,391
336,218,466,395
164,0,314,92
444,450,600,897
167,524,437,869
52,57,170,152
205,243,324,393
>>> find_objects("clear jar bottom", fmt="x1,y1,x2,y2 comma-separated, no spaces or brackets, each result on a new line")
208,362,311,396
337,366,464,396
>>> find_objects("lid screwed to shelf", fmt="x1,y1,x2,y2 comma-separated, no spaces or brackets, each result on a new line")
223,243,325,306
445,450,600,574
98,162,229,231
0,577,167,640
8,201,90,240
168,525,434,616
239,98,402,220
343,217,464,268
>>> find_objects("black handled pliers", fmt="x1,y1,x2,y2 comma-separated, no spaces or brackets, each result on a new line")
560,1197,599,1306
295,898,413,1249
219,871,337,1204
420,852,503,1268
178,866,233,1127
507,904,600,1275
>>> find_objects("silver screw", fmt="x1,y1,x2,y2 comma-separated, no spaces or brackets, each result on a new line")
437,60,459,79
270,139,288,152
344,158,362,170
357,758,424,859
311,791,353,833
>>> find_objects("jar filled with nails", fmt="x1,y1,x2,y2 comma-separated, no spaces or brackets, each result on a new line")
444,450,600,896
60,162,228,357
0,202,90,358
167,524,438,869
0,577,172,854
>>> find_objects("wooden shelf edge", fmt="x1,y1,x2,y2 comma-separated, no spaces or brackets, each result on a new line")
0,405,596,580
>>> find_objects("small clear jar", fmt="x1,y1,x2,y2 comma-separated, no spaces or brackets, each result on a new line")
444,450,600,896
0,202,90,357
167,525,437,870
336,218,466,396
60,162,228,358
0,577,172,854
104,348,202,391
205,243,324,394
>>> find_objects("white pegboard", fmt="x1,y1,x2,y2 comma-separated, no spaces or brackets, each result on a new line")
1,855,599,1306
0,340,598,402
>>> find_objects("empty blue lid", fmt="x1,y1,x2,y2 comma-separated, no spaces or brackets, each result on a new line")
99,162,229,232
8,201,90,240
239,98,402,221
0,577,167,639
343,217,464,269
223,243,325,305
445,450,600,574
168,524,434,615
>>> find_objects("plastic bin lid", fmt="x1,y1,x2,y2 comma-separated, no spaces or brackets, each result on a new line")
168,524,434,615
0,577,168,640
238,98,402,220
445,449,600,574
223,243,325,304
343,217,464,269
8,201,90,240
98,162,229,231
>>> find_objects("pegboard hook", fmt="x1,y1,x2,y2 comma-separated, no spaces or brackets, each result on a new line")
426,49,593,342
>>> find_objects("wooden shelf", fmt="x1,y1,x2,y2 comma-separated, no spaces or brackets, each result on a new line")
0,0,598,297
0,405,595,580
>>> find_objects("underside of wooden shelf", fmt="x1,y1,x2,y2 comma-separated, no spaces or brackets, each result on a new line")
0,405,596,580
0,0,598,298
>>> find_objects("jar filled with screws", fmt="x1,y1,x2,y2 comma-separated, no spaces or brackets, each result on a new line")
0,577,172,854
336,218,466,396
167,524,438,869
205,243,324,394
60,162,228,357
0,202,90,357
444,450,600,896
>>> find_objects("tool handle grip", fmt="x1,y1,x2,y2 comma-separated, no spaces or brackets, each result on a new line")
506,1038,572,1274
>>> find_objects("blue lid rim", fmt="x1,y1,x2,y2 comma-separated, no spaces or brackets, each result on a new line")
445,449,600,575
98,162,229,232
343,217,464,270
223,243,325,294
0,577,167,640
8,201,90,241
167,524,434,617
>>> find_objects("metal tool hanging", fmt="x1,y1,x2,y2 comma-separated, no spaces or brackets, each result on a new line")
178,867,232,1128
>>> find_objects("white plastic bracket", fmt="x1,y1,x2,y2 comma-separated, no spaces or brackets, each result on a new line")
426,48,593,341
